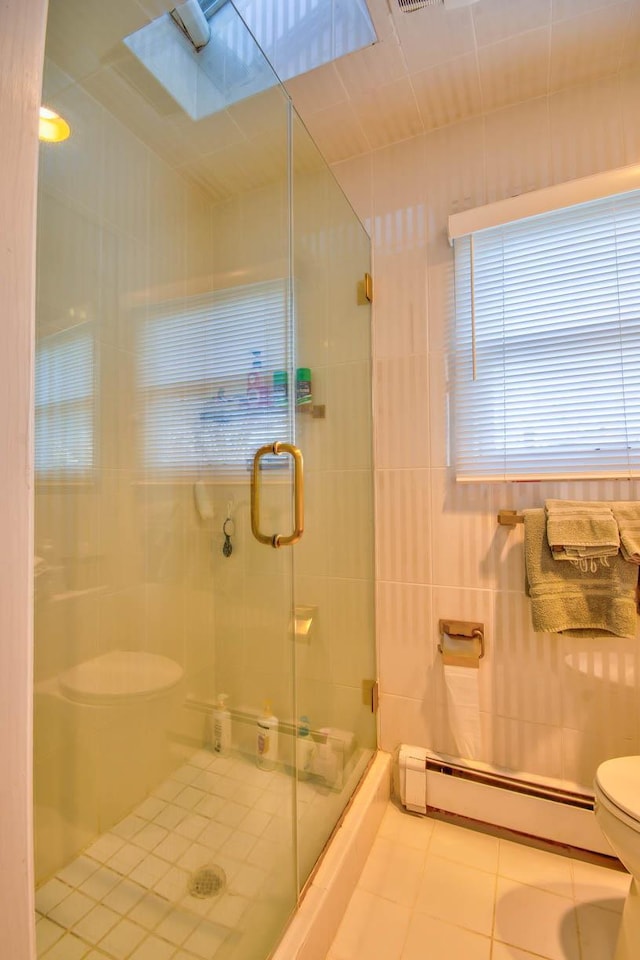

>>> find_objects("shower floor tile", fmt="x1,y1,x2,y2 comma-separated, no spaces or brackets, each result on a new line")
325,802,631,960
37,746,363,960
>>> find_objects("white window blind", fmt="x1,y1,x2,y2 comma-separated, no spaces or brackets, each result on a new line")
452,188,640,481
35,324,95,479
138,279,291,476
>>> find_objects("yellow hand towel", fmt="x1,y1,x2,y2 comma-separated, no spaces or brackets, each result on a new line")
524,508,638,640
544,499,619,561
612,502,640,565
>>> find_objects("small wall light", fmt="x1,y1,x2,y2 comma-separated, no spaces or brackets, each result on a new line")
39,107,70,143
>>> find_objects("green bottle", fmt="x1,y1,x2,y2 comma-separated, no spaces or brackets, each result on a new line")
295,367,312,406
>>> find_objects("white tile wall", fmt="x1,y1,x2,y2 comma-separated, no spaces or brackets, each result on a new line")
332,68,640,790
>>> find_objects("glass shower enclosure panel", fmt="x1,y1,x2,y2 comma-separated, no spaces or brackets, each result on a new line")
34,2,376,958
34,3,297,959
291,112,377,885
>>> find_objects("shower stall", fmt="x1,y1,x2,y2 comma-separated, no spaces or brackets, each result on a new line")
33,3,376,958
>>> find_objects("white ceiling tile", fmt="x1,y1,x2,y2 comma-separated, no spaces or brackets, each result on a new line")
551,0,625,22
43,0,640,176
549,74,625,183
167,110,246,162
473,0,552,48
45,0,149,83
478,28,550,112
336,37,408,95
299,101,372,164
228,86,291,140
179,130,288,203
349,77,425,150
411,53,482,132
42,59,75,101
549,3,630,91
81,66,190,169
365,0,402,43
284,63,347,116
484,97,552,203
391,4,476,72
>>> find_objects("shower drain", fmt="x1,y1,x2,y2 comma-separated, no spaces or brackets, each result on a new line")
188,865,227,899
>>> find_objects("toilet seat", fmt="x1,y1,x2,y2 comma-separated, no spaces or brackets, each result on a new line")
59,651,183,705
595,757,640,825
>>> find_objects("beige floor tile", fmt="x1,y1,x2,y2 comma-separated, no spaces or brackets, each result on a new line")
377,802,434,851
329,888,412,960
571,859,630,911
357,836,427,907
429,819,500,874
491,943,547,960
494,876,580,960
575,902,623,960
498,839,574,898
401,913,491,960
414,855,496,936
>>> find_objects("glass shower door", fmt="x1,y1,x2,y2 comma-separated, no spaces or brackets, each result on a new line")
34,2,376,958
34,4,298,960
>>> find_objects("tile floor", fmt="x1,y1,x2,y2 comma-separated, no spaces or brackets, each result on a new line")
326,801,632,960
35,748,368,960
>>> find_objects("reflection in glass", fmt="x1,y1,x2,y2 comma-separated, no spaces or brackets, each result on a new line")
35,323,94,479
34,0,375,958
137,279,291,475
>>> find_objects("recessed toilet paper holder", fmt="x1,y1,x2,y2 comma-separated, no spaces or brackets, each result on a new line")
438,620,485,660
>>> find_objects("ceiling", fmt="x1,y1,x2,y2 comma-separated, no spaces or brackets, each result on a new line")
43,0,640,201
285,0,640,163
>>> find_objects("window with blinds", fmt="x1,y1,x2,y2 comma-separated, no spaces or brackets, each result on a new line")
35,324,95,479
451,187,640,481
138,279,291,477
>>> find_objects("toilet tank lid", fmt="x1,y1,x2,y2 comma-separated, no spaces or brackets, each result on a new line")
595,756,640,822
59,651,183,705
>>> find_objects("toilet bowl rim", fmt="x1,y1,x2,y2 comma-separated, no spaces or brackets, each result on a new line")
595,781,640,832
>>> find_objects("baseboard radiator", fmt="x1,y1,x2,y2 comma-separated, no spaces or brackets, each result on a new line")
398,745,611,855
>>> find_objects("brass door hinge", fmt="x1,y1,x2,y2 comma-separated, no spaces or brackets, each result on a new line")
357,272,373,305
362,678,379,713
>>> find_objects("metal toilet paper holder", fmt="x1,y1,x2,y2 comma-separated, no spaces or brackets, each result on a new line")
438,620,485,660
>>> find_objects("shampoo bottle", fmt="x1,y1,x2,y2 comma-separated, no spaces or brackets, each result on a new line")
256,701,279,770
212,693,231,757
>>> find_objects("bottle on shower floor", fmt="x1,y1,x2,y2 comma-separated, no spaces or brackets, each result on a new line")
211,693,231,757
296,715,316,780
256,701,278,770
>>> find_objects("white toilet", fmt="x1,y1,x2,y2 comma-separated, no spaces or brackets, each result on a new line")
594,757,640,960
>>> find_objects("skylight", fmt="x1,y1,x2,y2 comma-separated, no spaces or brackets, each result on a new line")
124,0,377,120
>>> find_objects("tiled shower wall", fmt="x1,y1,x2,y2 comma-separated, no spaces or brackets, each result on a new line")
332,67,640,790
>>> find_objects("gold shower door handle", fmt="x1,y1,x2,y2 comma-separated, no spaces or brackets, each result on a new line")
251,441,304,548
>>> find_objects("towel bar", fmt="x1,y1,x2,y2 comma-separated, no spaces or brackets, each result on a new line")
497,510,525,526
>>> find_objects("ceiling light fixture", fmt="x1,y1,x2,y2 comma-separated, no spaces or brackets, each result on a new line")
39,107,70,143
